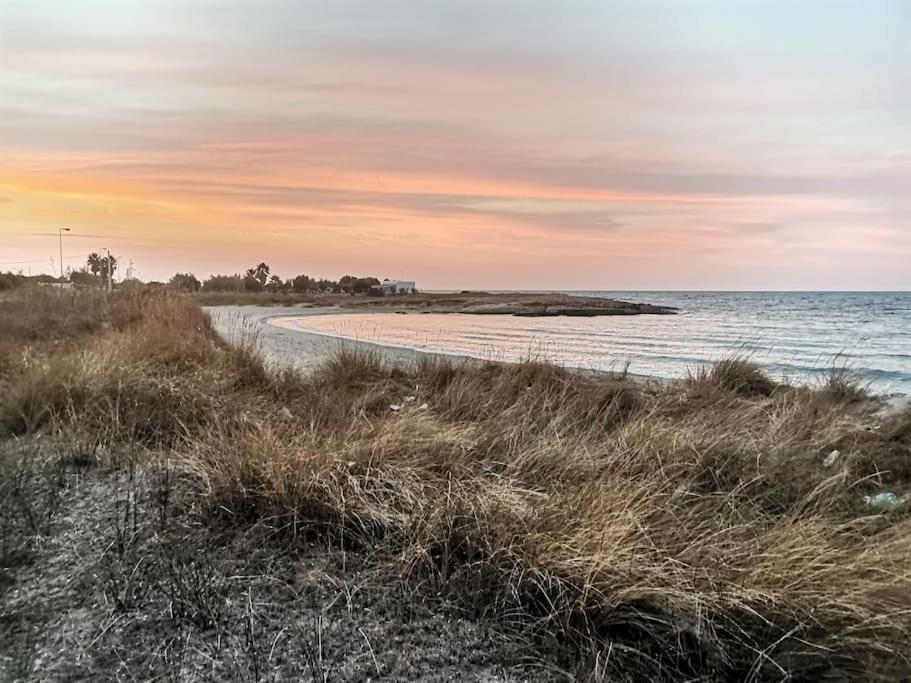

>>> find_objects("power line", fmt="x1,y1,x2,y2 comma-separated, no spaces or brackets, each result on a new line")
22,232,113,239
0,255,85,267
0,258,50,266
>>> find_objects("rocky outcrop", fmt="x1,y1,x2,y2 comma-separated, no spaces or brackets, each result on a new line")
347,292,678,317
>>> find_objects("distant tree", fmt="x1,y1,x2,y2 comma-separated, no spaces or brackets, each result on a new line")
243,275,263,292
169,272,201,292
337,275,380,295
201,274,244,292
290,274,314,293
351,277,380,294
86,252,117,283
0,271,24,291
245,262,270,286
69,269,99,287
86,252,103,276
265,274,285,293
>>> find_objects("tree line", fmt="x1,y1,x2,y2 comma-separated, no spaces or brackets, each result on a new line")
171,263,383,295
0,252,119,291
1,256,388,296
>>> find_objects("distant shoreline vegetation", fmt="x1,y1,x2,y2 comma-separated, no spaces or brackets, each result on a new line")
0,257,389,297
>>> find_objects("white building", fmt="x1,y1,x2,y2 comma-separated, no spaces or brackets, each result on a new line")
381,279,417,295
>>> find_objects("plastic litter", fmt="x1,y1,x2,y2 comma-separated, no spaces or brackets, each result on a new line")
864,492,900,510
822,449,840,468
279,406,294,421
404,396,417,402
389,404,402,412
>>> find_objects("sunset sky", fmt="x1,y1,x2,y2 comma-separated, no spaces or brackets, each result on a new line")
1,1,909,289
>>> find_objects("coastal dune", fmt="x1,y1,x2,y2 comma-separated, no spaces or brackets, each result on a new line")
4,288,910,680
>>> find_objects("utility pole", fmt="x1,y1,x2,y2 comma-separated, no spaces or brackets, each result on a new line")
104,247,113,293
59,227,70,280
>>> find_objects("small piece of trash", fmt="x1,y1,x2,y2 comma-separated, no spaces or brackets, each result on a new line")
279,407,294,421
389,404,402,412
404,396,416,402
822,449,840,468
347,461,356,468
864,492,901,510
418,403,429,410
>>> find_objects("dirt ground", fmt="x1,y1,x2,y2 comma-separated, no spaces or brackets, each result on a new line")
0,440,562,682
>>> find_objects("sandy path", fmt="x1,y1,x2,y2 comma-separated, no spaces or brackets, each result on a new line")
206,306,435,372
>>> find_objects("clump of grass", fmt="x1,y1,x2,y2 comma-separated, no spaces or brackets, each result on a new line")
696,356,778,397
2,287,910,680
312,347,387,388
820,366,869,403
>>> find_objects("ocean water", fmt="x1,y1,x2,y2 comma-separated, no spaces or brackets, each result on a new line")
282,292,911,395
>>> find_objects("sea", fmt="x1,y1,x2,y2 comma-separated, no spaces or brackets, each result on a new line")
285,292,911,396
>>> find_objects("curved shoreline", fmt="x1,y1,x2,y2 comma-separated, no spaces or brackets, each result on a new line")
205,304,652,380
206,305,911,414
206,305,470,372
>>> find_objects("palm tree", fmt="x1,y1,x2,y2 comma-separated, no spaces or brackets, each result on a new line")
253,262,270,286
87,252,117,282
86,252,103,276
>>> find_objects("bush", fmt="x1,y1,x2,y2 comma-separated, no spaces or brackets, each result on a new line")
169,273,201,292
201,274,244,293
242,276,263,293
290,274,313,293
703,357,777,397
70,270,101,287
0,272,24,291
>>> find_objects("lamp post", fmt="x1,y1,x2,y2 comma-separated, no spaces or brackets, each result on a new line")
59,227,70,280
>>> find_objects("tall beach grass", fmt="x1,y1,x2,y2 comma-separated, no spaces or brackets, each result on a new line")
1,286,909,680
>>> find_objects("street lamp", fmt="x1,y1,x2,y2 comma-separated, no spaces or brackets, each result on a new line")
59,227,70,280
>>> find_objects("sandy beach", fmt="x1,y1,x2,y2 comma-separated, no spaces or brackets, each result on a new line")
206,305,438,372
207,304,911,417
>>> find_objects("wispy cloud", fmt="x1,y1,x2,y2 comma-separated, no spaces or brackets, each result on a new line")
1,0,909,288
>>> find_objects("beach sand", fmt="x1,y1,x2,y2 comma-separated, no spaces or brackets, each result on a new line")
206,305,436,372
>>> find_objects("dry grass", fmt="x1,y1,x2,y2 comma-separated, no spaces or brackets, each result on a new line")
694,356,779,397
2,288,910,680
190,291,322,307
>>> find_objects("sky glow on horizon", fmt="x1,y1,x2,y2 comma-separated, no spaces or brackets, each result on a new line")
1,1,909,289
